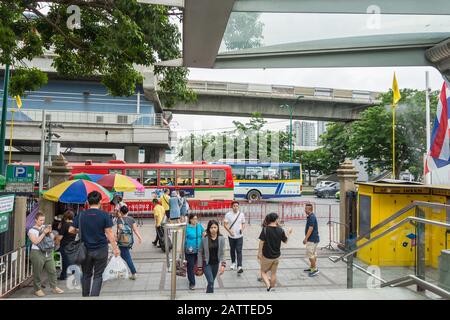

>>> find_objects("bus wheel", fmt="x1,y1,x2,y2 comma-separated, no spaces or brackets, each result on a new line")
247,190,261,201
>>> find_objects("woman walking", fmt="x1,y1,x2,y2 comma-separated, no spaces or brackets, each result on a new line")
28,212,64,297
184,213,205,290
57,210,76,280
258,213,292,291
117,206,143,280
179,190,189,223
169,191,181,222
197,220,226,293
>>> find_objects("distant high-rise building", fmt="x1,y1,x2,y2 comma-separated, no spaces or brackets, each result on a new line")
317,121,328,145
287,121,316,147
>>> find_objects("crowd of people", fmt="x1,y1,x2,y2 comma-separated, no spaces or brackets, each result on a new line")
28,191,320,297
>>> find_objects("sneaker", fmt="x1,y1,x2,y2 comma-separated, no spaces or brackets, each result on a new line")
257,277,263,282
130,274,137,280
230,263,236,270
308,269,320,277
303,268,312,272
34,290,46,297
52,287,64,294
237,267,243,274
152,241,157,246
189,285,195,290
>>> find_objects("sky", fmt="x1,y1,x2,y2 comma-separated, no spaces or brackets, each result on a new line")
172,66,445,140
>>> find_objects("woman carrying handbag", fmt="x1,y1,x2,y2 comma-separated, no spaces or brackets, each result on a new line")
184,213,205,290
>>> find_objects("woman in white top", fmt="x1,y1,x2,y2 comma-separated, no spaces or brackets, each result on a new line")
28,212,64,297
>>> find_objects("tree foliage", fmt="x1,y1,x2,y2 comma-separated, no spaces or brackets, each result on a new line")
0,0,194,106
223,12,264,51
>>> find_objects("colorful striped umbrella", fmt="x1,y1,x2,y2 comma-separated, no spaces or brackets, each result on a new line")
43,179,113,204
70,172,104,182
96,173,145,192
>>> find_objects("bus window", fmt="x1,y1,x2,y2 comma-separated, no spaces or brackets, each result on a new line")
177,169,192,186
126,169,141,183
279,167,292,180
160,169,176,186
109,169,123,175
211,170,226,186
232,167,245,180
291,166,301,179
143,169,158,186
263,167,279,180
194,170,210,186
245,167,263,180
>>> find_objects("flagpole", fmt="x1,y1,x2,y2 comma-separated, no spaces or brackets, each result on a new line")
392,104,396,179
425,71,431,184
8,108,14,164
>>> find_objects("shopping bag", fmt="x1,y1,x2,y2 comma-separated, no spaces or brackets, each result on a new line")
102,256,129,281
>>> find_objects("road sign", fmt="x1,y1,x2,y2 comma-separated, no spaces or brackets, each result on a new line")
6,165,35,183
0,195,14,234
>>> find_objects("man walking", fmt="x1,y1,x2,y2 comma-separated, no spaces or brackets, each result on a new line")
224,201,246,274
70,191,120,297
303,203,320,277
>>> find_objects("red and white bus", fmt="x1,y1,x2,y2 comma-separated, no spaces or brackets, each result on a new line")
33,160,234,214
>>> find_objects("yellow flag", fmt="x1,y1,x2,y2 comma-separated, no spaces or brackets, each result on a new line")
15,96,22,109
392,73,401,106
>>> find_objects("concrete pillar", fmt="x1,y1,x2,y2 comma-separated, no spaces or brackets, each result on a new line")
336,159,359,246
39,198,55,225
144,147,166,163
48,154,72,188
13,196,27,249
125,146,140,163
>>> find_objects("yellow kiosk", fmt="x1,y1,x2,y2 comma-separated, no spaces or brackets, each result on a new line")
356,182,450,268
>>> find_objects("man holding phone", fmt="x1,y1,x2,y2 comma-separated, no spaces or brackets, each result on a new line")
224,201,246,274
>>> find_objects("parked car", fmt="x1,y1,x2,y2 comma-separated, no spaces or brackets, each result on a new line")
314,181,335,195
316,182,340,198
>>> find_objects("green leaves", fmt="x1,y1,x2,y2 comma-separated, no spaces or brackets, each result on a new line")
0,0,192,105
9,67,48,97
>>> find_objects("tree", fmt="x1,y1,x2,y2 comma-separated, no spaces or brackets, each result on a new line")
349,89,439,179
223,12,264,51
294,148,330,186
0,1,194,107
319,122,352,173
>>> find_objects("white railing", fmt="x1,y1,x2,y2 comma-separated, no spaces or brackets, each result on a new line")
8,109,163,128
0,246,33,298
187,80,380,103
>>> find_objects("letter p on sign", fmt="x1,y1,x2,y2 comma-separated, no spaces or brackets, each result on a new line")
14,167,26,178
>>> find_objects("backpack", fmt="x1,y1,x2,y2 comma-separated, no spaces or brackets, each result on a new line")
32,227,55,254
117,218,134,248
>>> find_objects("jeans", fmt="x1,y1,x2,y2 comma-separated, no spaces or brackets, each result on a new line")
81,246,109,297
120,246,137,275
58,244,72,279
185,253,197,286
204,263,219,293
154,226,163,246
228,237,243,267
30,250,58,292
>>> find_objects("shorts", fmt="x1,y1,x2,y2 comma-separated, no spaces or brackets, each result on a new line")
260,256,279,274
306,242,318,259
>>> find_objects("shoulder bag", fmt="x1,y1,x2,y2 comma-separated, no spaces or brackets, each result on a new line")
65,211,87,265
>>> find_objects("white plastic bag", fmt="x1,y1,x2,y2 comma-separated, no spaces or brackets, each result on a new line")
102,256,129,281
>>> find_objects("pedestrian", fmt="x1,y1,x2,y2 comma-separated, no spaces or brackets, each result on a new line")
223,201,246,274
117,206,143,280
184,213,205,290
28,212,64,297
152,199,165,248
303,203,320,277
197,220,226,293
179,190,189,223
257,214,271,282
57,210,76,280
258,213,292,291
69,191,120,297
160,188,171,220
169,190,181,222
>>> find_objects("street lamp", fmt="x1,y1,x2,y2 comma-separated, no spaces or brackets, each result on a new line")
280,95,303,162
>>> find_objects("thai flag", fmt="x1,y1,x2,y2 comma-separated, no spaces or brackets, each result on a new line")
425,82,450,174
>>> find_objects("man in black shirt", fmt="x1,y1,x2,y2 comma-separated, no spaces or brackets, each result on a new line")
258,213,292,291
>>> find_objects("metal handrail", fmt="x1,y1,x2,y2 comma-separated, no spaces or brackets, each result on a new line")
330,216,450,263
381,275,450,299
353,201,450,245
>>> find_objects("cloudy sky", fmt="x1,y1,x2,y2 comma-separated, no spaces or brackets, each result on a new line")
172,66,445,139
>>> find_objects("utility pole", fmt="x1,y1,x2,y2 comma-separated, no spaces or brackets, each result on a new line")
425,71,431,184
280,95,303,163
0,64,10,175
39,110,46,194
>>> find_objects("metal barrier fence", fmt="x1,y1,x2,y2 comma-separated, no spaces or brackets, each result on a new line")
0,246,33,298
